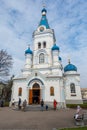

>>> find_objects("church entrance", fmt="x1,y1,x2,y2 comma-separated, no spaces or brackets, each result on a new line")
29,83,40,104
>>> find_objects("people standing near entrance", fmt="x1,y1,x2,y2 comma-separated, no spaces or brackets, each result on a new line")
41,99,44,111
22,99,27,111
46,105,48,111
18,98,21,110
53,99,57,110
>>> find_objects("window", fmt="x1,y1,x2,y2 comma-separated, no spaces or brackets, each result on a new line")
38,42,41,49
70,83,76,93
18,87,22,96
43,41,46,48
39,53,44,63
50,87,54,96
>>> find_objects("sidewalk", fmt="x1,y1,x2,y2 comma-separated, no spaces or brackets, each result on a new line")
0,107,76,130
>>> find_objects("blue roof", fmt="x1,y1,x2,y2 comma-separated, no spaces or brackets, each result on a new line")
52,44,59,51
59,56,62,61
25,47,33,55
64,63,77,72
39,8,50,29
41,8,47,13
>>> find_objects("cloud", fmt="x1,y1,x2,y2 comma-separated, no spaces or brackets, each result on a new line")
11,56,24,76
0,0,87,88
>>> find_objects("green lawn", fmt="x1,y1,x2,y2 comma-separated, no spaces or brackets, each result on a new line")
59,127,87,130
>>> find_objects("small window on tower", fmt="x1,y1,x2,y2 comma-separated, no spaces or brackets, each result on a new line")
43,41,46,48
39,53,44,63
70,83,76,96
38,42,41,49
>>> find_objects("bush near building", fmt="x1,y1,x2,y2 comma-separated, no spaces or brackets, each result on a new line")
66,103,87,109
59,127,87,130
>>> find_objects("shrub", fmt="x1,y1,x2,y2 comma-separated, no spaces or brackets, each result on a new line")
59,126,87,130
66,103,87,109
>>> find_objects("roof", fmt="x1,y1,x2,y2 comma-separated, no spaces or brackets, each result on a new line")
38,8,50,29
52,44,59,51
64,63,77,72
25,47,33,55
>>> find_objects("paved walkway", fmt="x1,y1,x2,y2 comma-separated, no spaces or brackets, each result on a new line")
0,107,80,130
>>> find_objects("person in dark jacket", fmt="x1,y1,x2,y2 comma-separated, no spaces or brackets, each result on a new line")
41,99,44,111
22,99,27,111
18,98,21,110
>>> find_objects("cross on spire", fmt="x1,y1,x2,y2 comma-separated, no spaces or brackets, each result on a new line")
68,55,71,64
42,0,46,8
28,44,30,48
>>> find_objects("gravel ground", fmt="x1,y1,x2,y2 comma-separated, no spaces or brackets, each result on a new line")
0,107,77,130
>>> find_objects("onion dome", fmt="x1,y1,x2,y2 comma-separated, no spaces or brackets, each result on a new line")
25,47,33,55
42,8,47,14
52,44,59,51
39,8,50,29
59,56,62,61
64,60,77,72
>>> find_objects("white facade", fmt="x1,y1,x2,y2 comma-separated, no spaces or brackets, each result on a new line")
11,8,83,107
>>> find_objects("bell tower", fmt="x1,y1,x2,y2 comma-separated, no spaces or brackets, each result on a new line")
32,7,56,69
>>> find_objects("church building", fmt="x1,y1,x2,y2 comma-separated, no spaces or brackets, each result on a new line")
11,7,83,108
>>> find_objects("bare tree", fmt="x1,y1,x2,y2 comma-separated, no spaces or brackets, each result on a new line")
0,50,13,76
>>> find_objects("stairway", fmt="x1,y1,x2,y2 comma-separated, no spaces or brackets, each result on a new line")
26,104,53,111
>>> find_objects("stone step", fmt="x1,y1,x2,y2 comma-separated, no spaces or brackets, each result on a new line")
26,105,53,111
13,104,53,111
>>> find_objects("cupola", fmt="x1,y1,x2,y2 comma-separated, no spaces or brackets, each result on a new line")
52,44,59,51
25,46,33,55
64,59,77,72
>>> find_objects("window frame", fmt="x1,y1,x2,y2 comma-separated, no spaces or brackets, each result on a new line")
38,42,41,49
70,83,76,96
39,53,44,64
43,41,46,48
18,87,22,96
50,87,54,96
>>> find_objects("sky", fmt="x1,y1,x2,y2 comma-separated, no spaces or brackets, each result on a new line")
0,0,87,88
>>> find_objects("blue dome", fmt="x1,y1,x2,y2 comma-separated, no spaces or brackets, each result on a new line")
59,57,62,61
41,8,47,13
25,47,33,55
52,44,59,51
64,63,77,72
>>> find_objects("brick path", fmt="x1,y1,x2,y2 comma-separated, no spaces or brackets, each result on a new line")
0,107,77,130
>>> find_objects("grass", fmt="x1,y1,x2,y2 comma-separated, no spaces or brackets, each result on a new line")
59,127,87,130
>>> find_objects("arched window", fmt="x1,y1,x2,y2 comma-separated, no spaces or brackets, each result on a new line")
70,83,76,93
50,87,54,96
39,53,44,63
43,41,46,48
18,87,22,96
38,42,41,49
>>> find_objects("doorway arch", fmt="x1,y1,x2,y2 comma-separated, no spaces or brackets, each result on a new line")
29,83,40,104
32,83,40,104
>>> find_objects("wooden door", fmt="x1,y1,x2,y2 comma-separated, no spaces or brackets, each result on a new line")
29,89,32,104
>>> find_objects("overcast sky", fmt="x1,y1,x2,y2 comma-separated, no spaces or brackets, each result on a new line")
0,0,87,88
